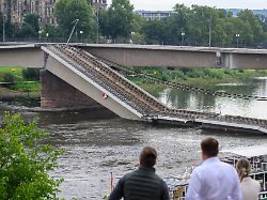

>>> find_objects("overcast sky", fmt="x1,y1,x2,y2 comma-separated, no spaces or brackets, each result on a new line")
107,0,267,10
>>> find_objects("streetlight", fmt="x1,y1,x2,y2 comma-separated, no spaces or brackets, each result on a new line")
130,32,135,44
79,30,84,43
38,30,43,42
2,13,5,42
181,32,185,46
235,33,240,48
46,32,49,42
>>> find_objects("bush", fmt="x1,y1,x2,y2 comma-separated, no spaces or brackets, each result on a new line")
3,73,15,83
0,112,63,200
22,68,40,81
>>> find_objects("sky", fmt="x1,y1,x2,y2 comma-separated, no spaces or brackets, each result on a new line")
107,0,267,10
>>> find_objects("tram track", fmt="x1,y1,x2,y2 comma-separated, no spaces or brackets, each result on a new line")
45,45,267,133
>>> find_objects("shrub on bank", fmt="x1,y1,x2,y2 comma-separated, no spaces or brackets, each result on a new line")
0,112,63,200
3,73,16,84
22,68,40,81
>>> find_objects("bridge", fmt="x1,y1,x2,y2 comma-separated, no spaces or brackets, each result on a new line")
0,44,267,134
1,43,267,69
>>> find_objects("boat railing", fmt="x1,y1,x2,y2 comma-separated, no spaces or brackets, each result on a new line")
262,162,267,171
259,191,267,200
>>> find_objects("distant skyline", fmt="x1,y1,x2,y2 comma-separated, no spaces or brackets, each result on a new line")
107,0,267,10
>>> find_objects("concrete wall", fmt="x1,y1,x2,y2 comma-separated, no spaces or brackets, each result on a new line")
0,46,43,68
226,54,267,69
1,44,267,69
40,70,101,109
82,44,267,69
83,46,218,68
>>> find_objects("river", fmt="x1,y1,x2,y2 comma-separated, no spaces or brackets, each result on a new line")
1,78,267,199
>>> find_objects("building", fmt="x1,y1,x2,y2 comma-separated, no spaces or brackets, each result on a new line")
227,8,267,19
136,10,174,21
90,0,107,10
0,0,107,26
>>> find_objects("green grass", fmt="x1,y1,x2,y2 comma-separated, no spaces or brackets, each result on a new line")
129,67,267,88
0,66,41,94
10,81,41,92
0,66,23,81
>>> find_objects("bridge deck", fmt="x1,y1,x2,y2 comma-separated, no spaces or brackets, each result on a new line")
42,45,267,134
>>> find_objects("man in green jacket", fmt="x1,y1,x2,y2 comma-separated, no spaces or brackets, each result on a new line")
109,146,170,200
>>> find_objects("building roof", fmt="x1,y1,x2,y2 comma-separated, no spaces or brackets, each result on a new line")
223,145,267,158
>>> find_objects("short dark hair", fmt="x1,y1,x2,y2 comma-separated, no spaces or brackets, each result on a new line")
140,147,157,168
201,137,219,157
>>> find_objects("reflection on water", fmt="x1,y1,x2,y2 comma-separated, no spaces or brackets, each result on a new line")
0,78,267,199
157,78,267,119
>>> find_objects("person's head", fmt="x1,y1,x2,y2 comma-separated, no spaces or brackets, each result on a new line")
236,158,251,182
139,146,157,168
201,137,219,160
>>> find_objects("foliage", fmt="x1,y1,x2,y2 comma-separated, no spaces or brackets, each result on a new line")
17,14,40,38
142,4,267,47
55,0,96,41
22,68,40,81
3,73,15,83
41,25,64,41
0,67,22,82
10,81,41,93
0,113,63,200
99,0,134,41
128,67,267,87
1,1,267,46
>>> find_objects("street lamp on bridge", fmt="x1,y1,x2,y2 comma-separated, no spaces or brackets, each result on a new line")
235,33,240,48
181,32,185,46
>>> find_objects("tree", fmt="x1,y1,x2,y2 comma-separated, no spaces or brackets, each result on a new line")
0,112,63,200
41,24,64,42
238,10,265,46
99,0,134,41
55,0,96,41
17,14,40,38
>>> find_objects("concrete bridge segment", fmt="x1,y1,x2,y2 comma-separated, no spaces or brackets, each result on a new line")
1,43,267,69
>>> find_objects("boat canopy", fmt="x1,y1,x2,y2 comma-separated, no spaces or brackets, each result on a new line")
223,145,267,158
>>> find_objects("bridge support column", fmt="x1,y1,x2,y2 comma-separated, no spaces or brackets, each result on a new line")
40,70,102,109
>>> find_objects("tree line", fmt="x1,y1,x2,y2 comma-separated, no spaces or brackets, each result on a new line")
0,0,267,47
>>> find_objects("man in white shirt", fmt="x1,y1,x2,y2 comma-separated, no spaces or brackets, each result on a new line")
186,137,242,200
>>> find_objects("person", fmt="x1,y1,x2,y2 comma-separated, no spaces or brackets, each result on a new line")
236,158,261,200
109,146,170,200
186,137,242,200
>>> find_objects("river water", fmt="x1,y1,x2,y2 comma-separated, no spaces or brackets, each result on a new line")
1,78,267,199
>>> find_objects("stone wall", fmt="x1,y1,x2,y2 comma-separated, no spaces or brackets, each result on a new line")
40,70,101,109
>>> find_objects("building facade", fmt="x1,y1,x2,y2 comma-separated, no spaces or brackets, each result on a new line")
0,0,107,26
136,10,174,21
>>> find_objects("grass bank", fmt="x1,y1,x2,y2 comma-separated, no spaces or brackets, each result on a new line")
0,67,40,98
128,67,267,89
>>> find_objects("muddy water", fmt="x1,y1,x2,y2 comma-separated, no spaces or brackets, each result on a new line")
0,78,267,199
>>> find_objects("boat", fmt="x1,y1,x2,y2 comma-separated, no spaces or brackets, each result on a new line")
170,145,267,200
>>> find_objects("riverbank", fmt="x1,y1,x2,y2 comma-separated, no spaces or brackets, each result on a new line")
128,67,267,90
1,66,267,101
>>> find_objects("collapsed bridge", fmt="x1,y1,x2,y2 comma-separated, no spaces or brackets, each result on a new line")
0,44,267,134
38,45,267,135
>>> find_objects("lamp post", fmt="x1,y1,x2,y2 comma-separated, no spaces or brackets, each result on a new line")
130,32,135,44
46,32,49,42
181,32,185,46
38,30,43,42
2,12,5,42
235,33,240,48
79,30,84,43
208,17,212,47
